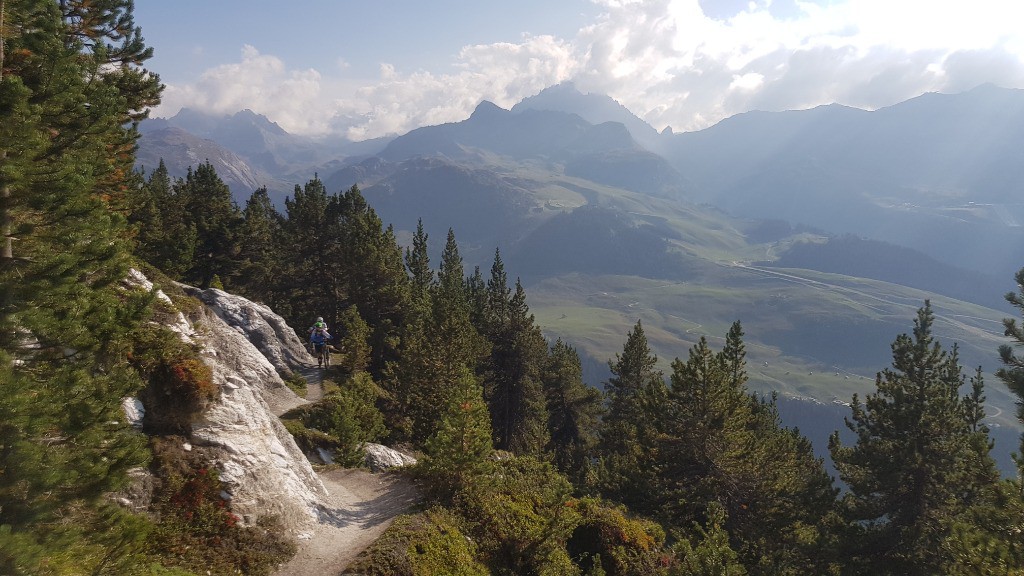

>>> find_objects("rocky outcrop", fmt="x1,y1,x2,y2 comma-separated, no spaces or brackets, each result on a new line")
181,286,311,415
165,284,325,533
364,443,418,472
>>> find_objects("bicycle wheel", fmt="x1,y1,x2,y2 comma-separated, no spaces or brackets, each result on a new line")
324,346,331,367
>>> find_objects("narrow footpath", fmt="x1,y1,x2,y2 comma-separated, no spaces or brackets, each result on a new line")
273,364,419,576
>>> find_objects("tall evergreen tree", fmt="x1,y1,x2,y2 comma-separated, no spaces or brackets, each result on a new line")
485,277,550,455
385,220,433,440
0,0,160,570
542,338,604,488
236,186,283,306
280,176,331,326
129,159,196,276
178,161,242,288
830,302,1001,575
332,185,409,376
632,322,840,574
421,365,495,500
997,267,1024,479
597,319,666,509
405,218,432,307
405,229,487,443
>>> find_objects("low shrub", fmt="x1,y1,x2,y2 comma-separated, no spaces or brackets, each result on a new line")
130,326,219,434
346,508,488,576
454,456,580,575
283,371,308,397
146,463,296,575
285,373,387,467
566,498,668,576
281,417,338,459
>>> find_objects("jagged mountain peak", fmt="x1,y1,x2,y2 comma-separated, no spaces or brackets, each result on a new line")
513,81,660,147
470,100,508,119
230,108,289,135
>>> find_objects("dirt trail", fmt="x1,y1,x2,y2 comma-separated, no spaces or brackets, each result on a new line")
275,468,419,575
273,365,419,576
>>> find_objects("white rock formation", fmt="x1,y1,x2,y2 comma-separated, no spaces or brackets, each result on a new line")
364,443,418,472
173,284,325,533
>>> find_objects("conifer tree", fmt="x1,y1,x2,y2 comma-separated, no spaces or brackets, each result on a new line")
384,220,433,440
466,264,487,328
281,176,332,325
652,323,838,574
543,338,604,488
335,304,371,375
405,218,433,315
1,0,160,569
236,186,283,306
332,185,409,375
129,159,197,276
997,267,1024,477
421,366,495,499
479,250,545,452
830,302,1001,575
597,320,666,509
179,161,242,288
485,277,550,454
671,503,747,576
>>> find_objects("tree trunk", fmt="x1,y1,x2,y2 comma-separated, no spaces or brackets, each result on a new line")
1,0,11,262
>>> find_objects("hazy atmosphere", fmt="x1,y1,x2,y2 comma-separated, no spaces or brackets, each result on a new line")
135,0,1024,139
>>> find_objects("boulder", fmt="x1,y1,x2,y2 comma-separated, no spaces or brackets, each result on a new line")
364,443,417,472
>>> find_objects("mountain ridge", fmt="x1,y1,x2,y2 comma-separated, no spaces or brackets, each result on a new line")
135,85,1023,426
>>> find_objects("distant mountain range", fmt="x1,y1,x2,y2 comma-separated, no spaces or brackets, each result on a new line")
137,85,1023,433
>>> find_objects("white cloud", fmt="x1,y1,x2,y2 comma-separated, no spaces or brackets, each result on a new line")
156,45,332,134
154,0,1024,138
330,35,579,140
574,0,1024,132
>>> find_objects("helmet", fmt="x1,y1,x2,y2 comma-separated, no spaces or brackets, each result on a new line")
315,321,324,328
316,316,323,322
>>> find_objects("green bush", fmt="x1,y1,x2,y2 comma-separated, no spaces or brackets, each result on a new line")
281,417,338,458
279,373,387,467
566,498,669,576
145,464,296,575
346,509,489,576
455,456,580,576
130,326,219,434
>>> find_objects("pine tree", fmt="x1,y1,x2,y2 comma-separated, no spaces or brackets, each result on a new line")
335,305,371,375
997,267,1024,478
405,229,487,443
406,218,433,307
280,176,331,326
384,220,433,441
478,250,549,454
597,319,666,509
543,338,604,488
829,301,1001,575
485,278,550,455
671,503,747,576
332,185,409,376
236,186,283,306
179,161,242,289
651,323,839,574
1,0,160,569
421,366,495,500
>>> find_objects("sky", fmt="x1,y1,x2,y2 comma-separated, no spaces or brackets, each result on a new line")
133,0,1024,141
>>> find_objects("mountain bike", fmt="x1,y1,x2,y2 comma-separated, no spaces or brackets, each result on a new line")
312,340,331,368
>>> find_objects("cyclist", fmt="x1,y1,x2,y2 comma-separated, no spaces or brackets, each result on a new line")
309,324,332,368
308,316,328,337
